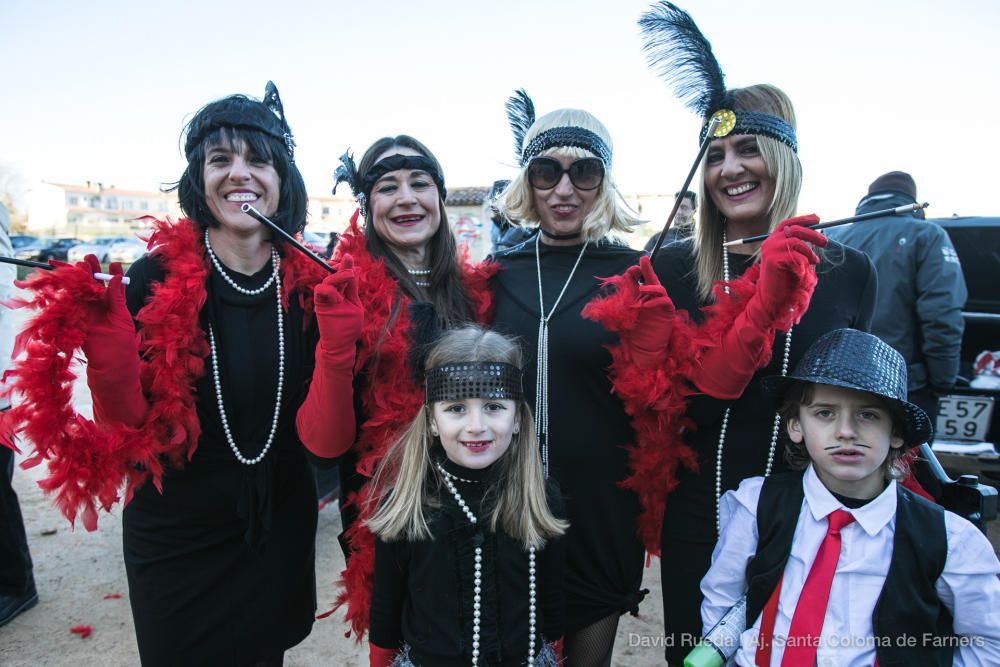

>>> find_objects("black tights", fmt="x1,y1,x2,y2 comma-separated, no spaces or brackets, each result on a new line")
564,613,620,667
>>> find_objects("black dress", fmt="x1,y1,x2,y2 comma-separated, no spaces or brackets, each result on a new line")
121,254,319,666
652,239,876,662
369,456,566,666
490,236,647,633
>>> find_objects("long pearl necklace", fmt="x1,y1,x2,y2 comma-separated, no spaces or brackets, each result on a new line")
437,463,538,666
534,234,588,476
205,229,279,295
714,228,792,533
205,232,285,466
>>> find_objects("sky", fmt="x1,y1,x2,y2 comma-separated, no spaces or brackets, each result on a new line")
3,0,998,221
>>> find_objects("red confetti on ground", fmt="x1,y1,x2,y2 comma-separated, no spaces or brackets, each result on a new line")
70,625,93,639
102,593,122,599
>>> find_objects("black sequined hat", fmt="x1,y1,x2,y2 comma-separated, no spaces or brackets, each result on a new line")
762,328,933,447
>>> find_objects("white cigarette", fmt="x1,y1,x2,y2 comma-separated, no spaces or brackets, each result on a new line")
93,272,131,285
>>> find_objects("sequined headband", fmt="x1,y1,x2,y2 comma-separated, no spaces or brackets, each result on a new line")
521,126,613,167
425,362,523,404
698,109,798,153
361,154,447,201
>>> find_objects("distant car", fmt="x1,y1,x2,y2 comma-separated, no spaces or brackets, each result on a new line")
10,235,37,250
14,237,81,262
67,236,133,264
301,230,327,256
108,238,148,264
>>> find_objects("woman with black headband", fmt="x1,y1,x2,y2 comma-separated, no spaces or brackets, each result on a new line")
633,5,877,662
1,83,361,665
297,135,496,639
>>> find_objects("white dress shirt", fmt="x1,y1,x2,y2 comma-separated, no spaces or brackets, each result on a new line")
701,465,1000,666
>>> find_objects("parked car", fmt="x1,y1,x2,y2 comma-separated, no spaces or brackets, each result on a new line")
10,235,37,250
929,216,1000,485
108,238,148,264
14,237,82,262
67,236,134,264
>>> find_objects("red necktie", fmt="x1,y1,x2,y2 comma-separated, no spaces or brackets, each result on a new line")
779,508,855,666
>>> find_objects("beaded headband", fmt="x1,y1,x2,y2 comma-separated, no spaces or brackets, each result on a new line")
698,109,797,153
334,151,446,219
184,81,295,160
506,89,614,168
425,362,523,404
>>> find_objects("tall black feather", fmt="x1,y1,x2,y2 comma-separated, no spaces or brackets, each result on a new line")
333,149,359,197
638,1,726,117
263,80,296,157
505,89,536,162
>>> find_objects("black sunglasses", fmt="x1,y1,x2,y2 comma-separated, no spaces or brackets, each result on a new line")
527,157,605,191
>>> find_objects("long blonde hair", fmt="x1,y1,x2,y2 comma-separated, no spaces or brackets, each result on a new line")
366,326,567,548
500,108,643,242
693,84,802,302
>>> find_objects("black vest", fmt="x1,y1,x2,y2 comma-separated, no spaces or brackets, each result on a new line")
744,472,955,666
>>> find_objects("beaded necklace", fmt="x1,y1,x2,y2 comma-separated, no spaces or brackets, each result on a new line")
436,462,538,666
204,231,285,466
714,228,792,532
407,267,431,288
533,234,588,476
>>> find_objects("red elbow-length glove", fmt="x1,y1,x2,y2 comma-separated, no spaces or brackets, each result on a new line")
80,255,148,428
695,215,828,399
295,254,363,458
617,256,677,369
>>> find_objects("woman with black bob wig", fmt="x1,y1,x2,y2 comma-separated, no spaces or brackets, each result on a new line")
297,133,497,640
1,82,363,666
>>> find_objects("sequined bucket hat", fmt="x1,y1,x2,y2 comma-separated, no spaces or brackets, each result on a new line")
762,328,933,447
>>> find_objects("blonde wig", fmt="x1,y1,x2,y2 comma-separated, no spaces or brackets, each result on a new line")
693,84,803,302
500,108,643,243
366,326,567,548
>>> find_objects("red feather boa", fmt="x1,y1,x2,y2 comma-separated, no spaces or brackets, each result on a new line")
0,218,327,530
326,215,497,638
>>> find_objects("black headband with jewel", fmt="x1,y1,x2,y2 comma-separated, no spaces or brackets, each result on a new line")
506,89,613,168
639,2,798,153
425,362,523,404
184,81,296,160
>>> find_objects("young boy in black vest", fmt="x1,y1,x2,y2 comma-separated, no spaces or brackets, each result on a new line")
700,328,1000,665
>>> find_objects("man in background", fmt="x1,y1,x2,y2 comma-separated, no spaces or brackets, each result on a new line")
828,171,967,418
644,190,696,252
0,202,36,627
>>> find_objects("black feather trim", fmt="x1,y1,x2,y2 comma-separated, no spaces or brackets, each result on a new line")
333,149,360,197
263,80,296,157
638,1,726,117
505,88,536,162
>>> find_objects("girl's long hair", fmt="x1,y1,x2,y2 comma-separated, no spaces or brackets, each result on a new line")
693,84,802,302
366,326,567,548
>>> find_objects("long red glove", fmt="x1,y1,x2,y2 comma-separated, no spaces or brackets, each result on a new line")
80,255,148,428
369,643,398,667
295,254,363,458
617,256,677,369
694,215,828,399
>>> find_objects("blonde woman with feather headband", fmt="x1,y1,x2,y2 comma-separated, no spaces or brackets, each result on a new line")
633,3,879,664
485,82,824,664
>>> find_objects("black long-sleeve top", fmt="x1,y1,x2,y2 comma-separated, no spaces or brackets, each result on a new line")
370,456,566,667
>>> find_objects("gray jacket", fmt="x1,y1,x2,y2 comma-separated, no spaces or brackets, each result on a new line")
828,193,967,392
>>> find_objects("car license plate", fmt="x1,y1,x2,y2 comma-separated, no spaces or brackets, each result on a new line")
936,395,995,442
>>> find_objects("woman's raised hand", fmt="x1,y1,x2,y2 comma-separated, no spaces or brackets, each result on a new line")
751,214,828,329
314,253,364,360
620,255,677,368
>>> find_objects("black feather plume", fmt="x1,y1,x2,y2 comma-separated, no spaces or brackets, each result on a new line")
505,89,536,162
263,80,296,157
638,1,726,117
333,149,359,197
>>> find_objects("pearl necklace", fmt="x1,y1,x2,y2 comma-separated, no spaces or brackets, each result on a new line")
534,234,588,476
407,267,431,288
206,238,285,466
436,463,538,666
205,229,279,296
714,228,792,533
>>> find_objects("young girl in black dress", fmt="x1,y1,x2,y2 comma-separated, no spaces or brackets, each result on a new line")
367,325,567,667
